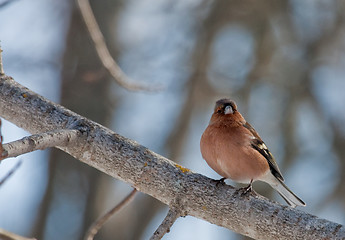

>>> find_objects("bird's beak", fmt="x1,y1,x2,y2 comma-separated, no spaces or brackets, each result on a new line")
224,106,233,115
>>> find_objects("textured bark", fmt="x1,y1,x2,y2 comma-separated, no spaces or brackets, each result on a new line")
2,129,79,158
1,76,344,240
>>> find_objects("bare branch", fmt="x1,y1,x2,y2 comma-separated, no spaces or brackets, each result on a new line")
150,208,180,240
0,76,344,239
1,129,80,160
0,160,21,186
84,188,137,240
0,228,36,240
76,0,160,92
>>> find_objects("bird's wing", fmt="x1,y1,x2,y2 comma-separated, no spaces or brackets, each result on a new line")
243,122,284,181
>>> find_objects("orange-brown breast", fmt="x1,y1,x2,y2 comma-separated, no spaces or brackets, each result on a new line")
200,122,270,184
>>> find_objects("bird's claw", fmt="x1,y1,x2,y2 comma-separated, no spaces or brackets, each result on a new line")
236,180,256,196
211,177,226,187
241,184,253,195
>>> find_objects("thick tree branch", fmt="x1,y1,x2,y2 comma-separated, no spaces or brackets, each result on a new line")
0,75,344,240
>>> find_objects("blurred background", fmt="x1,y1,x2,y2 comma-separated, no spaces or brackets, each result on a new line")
1,0,345,239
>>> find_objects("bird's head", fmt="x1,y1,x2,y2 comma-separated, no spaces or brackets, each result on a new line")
210,99,245,126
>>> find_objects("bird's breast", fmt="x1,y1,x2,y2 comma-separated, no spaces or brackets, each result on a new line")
200,125,269,183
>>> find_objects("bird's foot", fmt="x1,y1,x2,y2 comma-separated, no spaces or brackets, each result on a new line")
241,183,253,195
211,177,226,187
236,180,255,196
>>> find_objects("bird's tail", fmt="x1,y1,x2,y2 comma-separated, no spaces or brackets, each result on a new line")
267,176,306,208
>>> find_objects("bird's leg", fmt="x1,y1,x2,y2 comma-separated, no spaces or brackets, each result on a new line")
242,179,253,195
211,177,226,187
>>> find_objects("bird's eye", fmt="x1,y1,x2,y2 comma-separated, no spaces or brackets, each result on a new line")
217,109,222,114
224,105,233,114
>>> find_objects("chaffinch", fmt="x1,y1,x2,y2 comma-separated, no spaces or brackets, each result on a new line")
200,98,305,207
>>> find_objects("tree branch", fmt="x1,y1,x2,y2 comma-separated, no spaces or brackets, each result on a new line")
76,0,160,92
0,160,21,186
150,207,181,240
84,188,137,240
0,228,36,240
0,75,344,239
1,129,80,160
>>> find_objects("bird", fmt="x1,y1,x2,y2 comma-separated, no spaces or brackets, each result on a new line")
200,98,305,207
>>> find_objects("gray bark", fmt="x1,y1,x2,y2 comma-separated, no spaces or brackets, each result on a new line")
0,75,344,240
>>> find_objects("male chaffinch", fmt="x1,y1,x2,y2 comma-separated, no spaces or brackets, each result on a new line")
200,98,305,207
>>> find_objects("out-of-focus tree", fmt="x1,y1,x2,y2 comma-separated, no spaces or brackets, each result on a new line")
1,0,345,239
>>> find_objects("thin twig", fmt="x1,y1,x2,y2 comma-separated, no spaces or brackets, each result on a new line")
0,227,37,240
150,207,181,240
0,160,22,186
76,0,160,92
84,188,138,240
1,129,80,160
